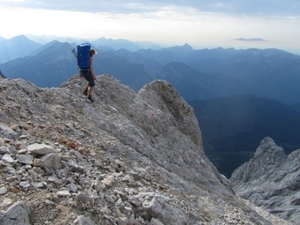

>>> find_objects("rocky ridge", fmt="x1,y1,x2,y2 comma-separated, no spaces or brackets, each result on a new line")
231,137,300,224
0,74,293,224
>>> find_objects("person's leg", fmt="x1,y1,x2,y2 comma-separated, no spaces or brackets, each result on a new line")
83,83,89,96
88,86,94,102
82,71,90,96
84,71,95,102
88,86,94,96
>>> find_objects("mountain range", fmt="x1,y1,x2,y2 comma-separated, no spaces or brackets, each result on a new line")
1,35,300,104
1,35,300,177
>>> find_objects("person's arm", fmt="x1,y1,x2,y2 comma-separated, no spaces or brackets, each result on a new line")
90,57,96,80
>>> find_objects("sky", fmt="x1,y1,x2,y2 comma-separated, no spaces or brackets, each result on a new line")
0,0,300,54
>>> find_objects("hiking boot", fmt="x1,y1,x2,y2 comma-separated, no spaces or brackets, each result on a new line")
83,88,88,96
88,95,94,103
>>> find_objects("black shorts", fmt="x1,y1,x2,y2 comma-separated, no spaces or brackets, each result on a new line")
80,70,95,87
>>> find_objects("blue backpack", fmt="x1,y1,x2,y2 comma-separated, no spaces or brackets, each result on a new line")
72,43,91,70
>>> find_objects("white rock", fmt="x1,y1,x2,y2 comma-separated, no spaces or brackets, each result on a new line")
57,190,71,197
0,187,8,195
48,176,63,184
27,143,56,155
2,154,14,163
20,181,31,188
102,175,115,186
74,215,96,225
1,198,13,207
31,182,44,188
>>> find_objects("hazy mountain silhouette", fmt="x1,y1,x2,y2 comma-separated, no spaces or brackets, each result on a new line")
188,48,300,104
26,34,161,50
136,43,194,65
0,42,75,87
93,37,142,51
114,48,162,69
0,35,42,63
185,47,241,61
118,46,300,104
29,40,64,56
153,61,252,101
189,95,300,177
0,41,154,88
93,50,153,91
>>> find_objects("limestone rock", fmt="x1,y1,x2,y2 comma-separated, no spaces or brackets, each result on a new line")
2,154,14,164
0,187,8,195
74,215,96,225
0,124,18,139
141,193,188,225
231,137,300,223
27,143,56,155
40,153,61,169
1,198,13,207
149,218,164,225
57,190,71,197
0,201,31,225
101,175,115,186
17,154,34,165
0,75,293,225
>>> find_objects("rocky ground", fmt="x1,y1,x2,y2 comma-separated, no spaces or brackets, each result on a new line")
231,137,300,224
0,74,294,224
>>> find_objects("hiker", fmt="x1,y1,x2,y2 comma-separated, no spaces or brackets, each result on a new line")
81,49,97,103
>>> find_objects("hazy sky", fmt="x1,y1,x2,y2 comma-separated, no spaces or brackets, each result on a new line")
0,0,299,53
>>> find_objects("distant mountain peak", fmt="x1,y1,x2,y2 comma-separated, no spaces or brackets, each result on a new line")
162,43,193,52
10,34,31,42
183,43,193,48
0,35,42,63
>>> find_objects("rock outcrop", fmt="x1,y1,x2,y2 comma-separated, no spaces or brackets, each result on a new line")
231,137,300,223
0,75,293,224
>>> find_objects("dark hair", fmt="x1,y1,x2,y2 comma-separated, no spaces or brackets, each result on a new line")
90,49,96,57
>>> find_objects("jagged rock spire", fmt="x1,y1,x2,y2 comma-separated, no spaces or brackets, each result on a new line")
231,137,300,223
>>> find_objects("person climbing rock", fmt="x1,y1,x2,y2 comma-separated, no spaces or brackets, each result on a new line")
81,49,97,103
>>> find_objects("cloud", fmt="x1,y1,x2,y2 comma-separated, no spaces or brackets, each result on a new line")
235,38,267,42
1,0,300,16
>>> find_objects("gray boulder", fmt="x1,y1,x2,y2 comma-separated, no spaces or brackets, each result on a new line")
0,201,31,225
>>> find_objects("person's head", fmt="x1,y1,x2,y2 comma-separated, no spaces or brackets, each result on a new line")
90,49,97,57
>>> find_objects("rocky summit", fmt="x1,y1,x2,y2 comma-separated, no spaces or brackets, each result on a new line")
0,74,293,225
231,137,300,224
